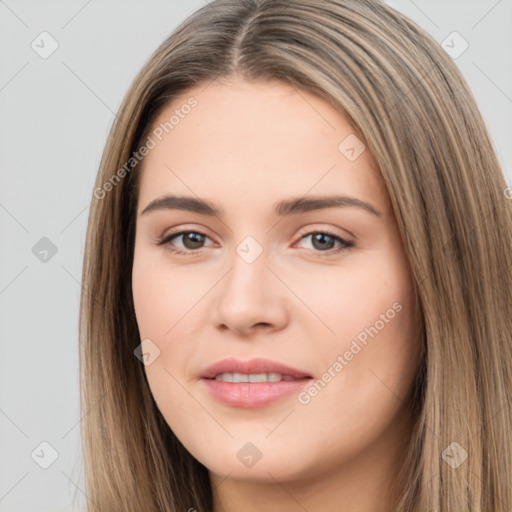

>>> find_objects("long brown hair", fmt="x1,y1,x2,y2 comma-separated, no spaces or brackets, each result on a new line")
79,0,512,510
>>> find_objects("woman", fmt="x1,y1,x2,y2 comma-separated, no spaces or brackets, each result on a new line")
79,0,512,510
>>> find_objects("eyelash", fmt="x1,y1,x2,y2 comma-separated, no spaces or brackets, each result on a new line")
155,228,355,258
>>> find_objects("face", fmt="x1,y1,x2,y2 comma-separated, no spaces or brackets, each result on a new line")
131,77,421,484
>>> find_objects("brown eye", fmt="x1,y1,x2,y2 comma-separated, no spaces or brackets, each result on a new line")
157,230,213,254
178,232,207,250
296,231,354,256
310,233,337,251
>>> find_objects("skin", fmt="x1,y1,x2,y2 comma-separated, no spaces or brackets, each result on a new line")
131,77,422,512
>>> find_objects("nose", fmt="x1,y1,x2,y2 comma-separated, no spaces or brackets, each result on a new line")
214,246,289,337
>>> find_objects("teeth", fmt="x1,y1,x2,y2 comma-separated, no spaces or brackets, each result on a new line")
213,372,298,383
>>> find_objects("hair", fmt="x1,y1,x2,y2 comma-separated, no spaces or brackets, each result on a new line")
78,0,512,510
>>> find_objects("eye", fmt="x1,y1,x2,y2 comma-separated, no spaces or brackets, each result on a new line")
156,230,214,255
294,230,354,257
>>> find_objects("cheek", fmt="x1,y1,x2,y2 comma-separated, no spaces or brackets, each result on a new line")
286,265,419,471
131,248,210,341
296,244,419,406
131,254,210,450
293,249,415,357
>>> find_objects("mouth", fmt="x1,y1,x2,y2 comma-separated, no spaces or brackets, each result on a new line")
209,372,305,382
200,357,313,408
200,356,313,380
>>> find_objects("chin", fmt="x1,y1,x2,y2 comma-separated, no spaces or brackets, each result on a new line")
196,442,316,483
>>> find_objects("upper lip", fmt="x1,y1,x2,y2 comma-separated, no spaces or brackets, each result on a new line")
200,357,313,379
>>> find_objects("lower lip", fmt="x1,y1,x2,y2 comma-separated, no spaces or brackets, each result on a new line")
201,378,312,408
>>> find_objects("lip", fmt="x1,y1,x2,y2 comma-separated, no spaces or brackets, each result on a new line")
199,357,313,408
200,357,313,380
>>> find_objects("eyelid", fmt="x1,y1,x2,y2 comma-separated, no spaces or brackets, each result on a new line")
159,224,216,242
295,224,353,243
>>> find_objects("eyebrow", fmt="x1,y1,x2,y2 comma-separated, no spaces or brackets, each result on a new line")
140,194,382,218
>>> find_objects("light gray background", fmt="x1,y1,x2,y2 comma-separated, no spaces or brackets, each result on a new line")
0,1,510,511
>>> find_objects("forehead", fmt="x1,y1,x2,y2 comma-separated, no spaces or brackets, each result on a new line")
136,78,390,218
